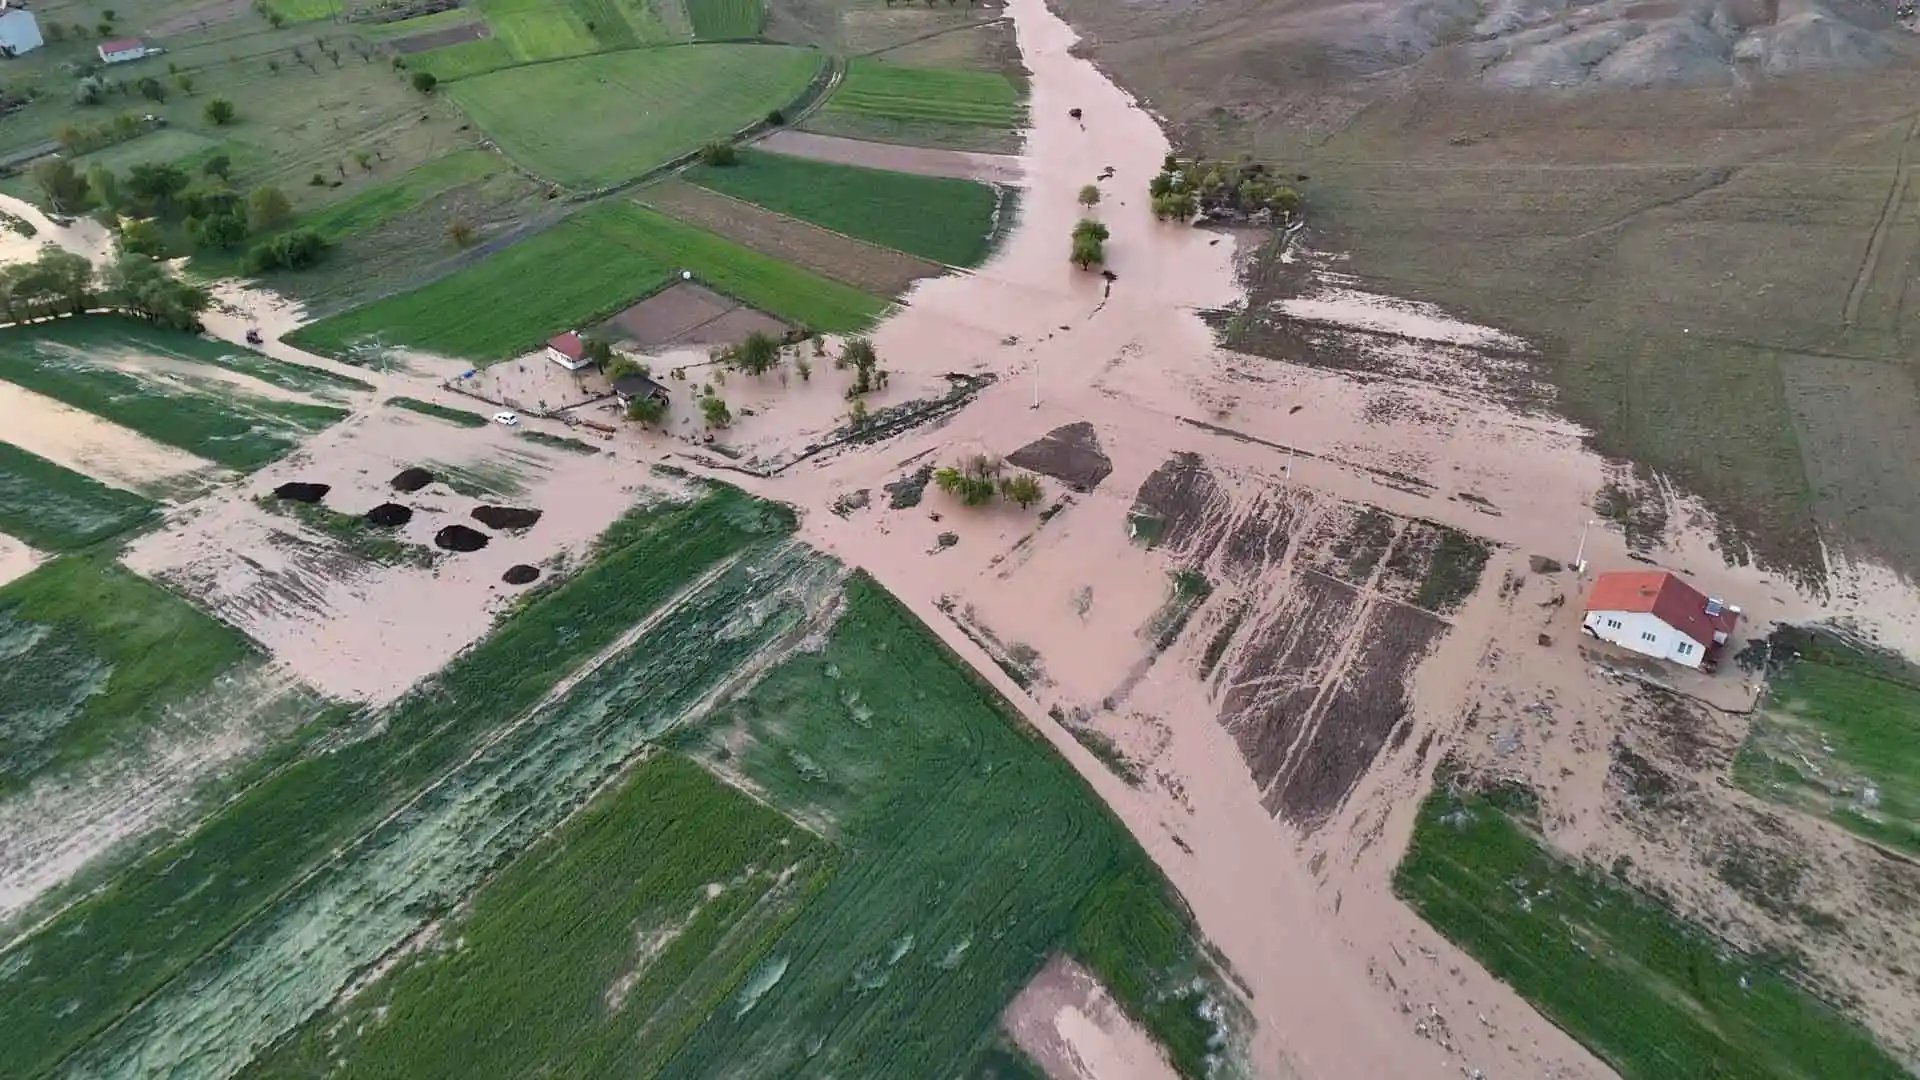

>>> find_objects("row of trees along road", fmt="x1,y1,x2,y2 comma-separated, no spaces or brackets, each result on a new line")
0,245,211,331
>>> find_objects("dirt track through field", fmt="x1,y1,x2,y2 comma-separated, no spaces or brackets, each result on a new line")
641,181,945,292
755,130,1025,184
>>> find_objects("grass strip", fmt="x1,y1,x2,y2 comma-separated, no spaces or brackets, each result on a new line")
387,395,492,428
1394,777,1908,1080
518,429,600,454
0,442,155,552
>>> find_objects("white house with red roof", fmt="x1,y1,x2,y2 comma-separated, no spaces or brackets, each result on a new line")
546,330,591,371
97,37,150,64
1581,570,1740,669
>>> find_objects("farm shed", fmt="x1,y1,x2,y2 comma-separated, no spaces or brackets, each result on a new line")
546,330,592,371
97,37,149,64
0,4,43,57
612,372,668,406
1581,569,1739,670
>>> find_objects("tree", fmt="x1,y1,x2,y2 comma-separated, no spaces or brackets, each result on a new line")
699,393,732,428
136,77,166,103
205,98,236,125
174,73,195,95
626,394,667,427
841,336,883,396
447,219,475,248
847,397,869,428
1070,218,1108,269
118,218,166,257
794,355,811,382
723,331,780,375
698,140,736,167
96,22,113,38
583,336,615,368
86,165,119,211
1000,472,1044,509
410,70,437,94
105,254,211,331
244,229,327,274
202,154,232,180
30,158,87,213
19,247,98,316
268,10,285,27
1077,184,1100,208
73,76,105,106
70,22,88,39
354,150,372,173
193,210,248,251
126,162,191,212
934,455,1001,506
247,184,292,231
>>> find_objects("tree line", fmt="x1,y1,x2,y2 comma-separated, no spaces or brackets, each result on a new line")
0,244,211,331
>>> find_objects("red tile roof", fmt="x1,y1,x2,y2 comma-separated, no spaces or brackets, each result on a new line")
547,331,585,360
1584,570,1738,647
100,38,145,53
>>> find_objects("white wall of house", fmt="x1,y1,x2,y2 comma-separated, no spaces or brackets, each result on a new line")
99,45,146,64
548,348,590,371
0,10,44,55
1582,609,1707,668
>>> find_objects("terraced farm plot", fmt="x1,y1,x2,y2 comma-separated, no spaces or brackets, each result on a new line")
362,8,486,40
1735,627,1920,856
811,59,1024,153
449,45,822,188
0,557,252,793
686,0,762,38
0,318,348,470
684,148,1001,266
640,180,941,296
222,151,510,257
291,200,879,363
0,443,155,553
1396,779,1909,1079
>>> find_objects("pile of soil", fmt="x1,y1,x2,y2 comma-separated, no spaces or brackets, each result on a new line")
391,467,434,493
502,564,540,585
472,506,542,530
434,524,489,552
365,503,413,528
273,482,330,503
1007,421,1114,493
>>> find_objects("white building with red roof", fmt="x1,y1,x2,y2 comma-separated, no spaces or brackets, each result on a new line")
1581,570,1740,669
546,330,591,371
97,37,149,64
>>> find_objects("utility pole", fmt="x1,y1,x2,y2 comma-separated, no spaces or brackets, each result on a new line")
1029,352,1038,409
1573,518,1596,575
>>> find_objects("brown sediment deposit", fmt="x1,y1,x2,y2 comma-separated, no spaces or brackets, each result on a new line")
1004,956,1183,1080
1007,421,1113,493
365,502,413,528
391,467,435,492
604,281,789,352
272,482,330,504
502,564,540,585
435,524,490,552
471,505,542,531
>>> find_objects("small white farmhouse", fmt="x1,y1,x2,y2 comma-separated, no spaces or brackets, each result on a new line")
1582,569,1739,670
0,3,44,57
546,330,592,371
97,37,148,64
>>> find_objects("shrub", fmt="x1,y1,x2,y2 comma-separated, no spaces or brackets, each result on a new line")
204,98,236,125
626,394,667,427
411,71,437,94
245,229,328,274
699,393,732,428
1070,218,1108,268
698,140,737,167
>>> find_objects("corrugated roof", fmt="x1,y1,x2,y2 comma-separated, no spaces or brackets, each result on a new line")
546,331,585,360
100,37,144,53
1585,570,1737,647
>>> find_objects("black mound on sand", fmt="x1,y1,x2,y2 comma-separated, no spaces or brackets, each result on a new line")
1006,421,1113,493
502,564,540,585
391,467,434,493
273,482,330,503
365,502,413,528
472,505,542,530
434,524,489,552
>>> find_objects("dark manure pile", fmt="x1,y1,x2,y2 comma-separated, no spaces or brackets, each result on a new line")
434,524,490,552
365,503,414,528
273,482,330,503
391,467,434,492
472,506,542,530
502,564,540,585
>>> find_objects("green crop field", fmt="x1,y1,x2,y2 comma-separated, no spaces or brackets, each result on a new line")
362,8,484,40
449,45,821,188
261,0,339,23
290,200,880,363
810,60,1024,150
686,0,763,38
1735,628,1920,856
0,557,253,793
0,318,348,470
1395,778,1907,1080
0,444,156,553
687,148,1000,266
387,395,492,427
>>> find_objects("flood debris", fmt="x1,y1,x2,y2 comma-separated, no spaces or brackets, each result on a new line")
471,506,542,531
364,502,413,528
434,524,489,552
391,466,434,493
273,482,330,503
501,564,539,585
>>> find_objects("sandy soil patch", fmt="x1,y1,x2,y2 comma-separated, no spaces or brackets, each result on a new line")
121,406,649,704
1005,956,1182,1080
0,381,226,497
392,20,488,53
603,280,790,351
641,181,945,290
463,352,608,413
0,533,41,588
755,130,1026,185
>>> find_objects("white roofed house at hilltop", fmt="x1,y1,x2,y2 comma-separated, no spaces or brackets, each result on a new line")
1582,569,1740,671
0,2,43,57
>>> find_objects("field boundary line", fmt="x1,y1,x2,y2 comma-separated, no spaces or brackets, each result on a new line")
1842,112,1920,327
43,548,751,1078
649,180,959,272
856,16,1008,60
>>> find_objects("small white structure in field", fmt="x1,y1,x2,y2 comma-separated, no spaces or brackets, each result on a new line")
97,37,149,64
1582,569,1739,670
546,330,592,372
0,4,44,57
